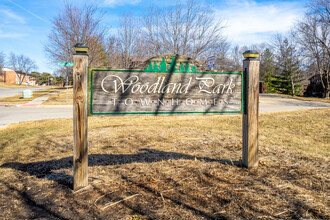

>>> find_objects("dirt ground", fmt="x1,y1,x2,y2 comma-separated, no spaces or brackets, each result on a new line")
0,109,329,219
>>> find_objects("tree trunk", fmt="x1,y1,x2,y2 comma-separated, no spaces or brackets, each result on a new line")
326,75,330,99
325,84,330,99
322,75,330,99
291,77,295,96
17,74,25,85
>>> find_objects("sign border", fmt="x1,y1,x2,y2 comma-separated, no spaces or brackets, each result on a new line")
89,69,243,115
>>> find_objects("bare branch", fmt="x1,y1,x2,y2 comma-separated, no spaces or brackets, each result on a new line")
44,3,108,71
7,53,38,85
141,0,227,59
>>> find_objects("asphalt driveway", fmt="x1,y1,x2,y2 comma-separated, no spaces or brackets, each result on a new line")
259,94,330,112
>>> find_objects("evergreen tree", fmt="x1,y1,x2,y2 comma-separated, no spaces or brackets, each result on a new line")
30,72,41,84
39,72,54,85
260,48,276,93
274,37,303,96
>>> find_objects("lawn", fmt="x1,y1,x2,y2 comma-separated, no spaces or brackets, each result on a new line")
0,82,56,89
43,87,73,105
43,90,330,106
0,88,62,104
0,82,31,89
0,109,329,219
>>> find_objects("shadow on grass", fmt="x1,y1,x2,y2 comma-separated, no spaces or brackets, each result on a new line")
0,148,241,189
0,180,70,220
0,148,239,219
1,148,327,219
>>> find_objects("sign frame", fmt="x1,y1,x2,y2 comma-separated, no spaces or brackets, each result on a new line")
88,68,243,115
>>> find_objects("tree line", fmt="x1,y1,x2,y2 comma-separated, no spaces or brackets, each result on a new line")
2,0,328,97
30,72,66,86
259,0,329,97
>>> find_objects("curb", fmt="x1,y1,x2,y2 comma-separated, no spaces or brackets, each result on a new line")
37,105,72,108
0,104,18,107
17,104,40,107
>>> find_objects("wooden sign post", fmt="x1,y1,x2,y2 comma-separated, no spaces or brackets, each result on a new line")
73,43,89,190
242,50,260,168
72,46,260,190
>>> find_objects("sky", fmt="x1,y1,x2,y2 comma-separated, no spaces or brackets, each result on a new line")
0,0,309,74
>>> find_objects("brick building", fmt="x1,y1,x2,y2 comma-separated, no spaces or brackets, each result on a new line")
304,74,324,97
0,67,36,85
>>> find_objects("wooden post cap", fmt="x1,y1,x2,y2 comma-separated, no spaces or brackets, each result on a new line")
74,43,88,54
243,50,259,60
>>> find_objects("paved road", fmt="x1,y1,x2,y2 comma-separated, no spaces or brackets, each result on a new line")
0,94,329,129
0,106,72,128
0,87,47,98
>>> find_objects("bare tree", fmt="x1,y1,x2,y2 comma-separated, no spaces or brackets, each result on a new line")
223,43,267,72
309,0,330,26
44,3,107,69
142,7,163,56
293,0,330,98
117,13,143,68
105,36,122,69
142,0,227,60
227,45,249,71
106,13,153,69
210,41,231,71
8,53,37,85
0,51,5,76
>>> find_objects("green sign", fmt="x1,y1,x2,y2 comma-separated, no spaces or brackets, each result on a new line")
58,62,73,67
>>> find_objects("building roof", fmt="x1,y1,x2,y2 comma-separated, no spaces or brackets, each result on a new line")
1,67,14,71
308,73,321,80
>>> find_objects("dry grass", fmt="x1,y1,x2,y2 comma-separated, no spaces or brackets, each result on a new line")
0,109,329,219
280,94,330,103
0,88,61,104
0,82,56,89
43,88,73,105
0,82,28,88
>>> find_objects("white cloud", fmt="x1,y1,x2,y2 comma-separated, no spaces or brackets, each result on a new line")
214,0,306,46
0,9,26,24
6,0,50,24
0,30,27,38
103,0,142,8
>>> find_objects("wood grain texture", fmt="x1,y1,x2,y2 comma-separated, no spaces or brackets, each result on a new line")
73,55,88,190
91,71,242,114
242,59,259,168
